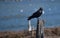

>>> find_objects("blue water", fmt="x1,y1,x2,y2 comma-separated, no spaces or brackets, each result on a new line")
0,0,60,31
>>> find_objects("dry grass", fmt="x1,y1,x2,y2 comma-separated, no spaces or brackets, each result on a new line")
0,27,60,38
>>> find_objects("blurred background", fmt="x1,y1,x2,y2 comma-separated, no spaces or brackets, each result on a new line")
0,0,60,31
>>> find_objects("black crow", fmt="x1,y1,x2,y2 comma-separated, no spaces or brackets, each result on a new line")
27,7,44,20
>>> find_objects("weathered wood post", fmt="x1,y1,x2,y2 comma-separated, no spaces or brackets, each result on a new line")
28,20,32,32
28,20,35,38
28,20,32,38
39,20,44,38
36,18,40,38
31,26,35,38
36,18,44,38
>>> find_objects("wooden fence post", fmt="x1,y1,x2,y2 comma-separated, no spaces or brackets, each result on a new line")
36,18,44,38
28,20,32,32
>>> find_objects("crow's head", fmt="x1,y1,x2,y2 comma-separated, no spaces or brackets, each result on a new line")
39,7,43,11
39,7,44,14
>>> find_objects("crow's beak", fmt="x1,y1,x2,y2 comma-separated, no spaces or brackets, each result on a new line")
42,10,45,14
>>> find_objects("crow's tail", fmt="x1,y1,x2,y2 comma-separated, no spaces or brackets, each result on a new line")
27,16,32,20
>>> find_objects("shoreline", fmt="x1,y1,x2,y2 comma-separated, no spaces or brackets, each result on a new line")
0,27,60,38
